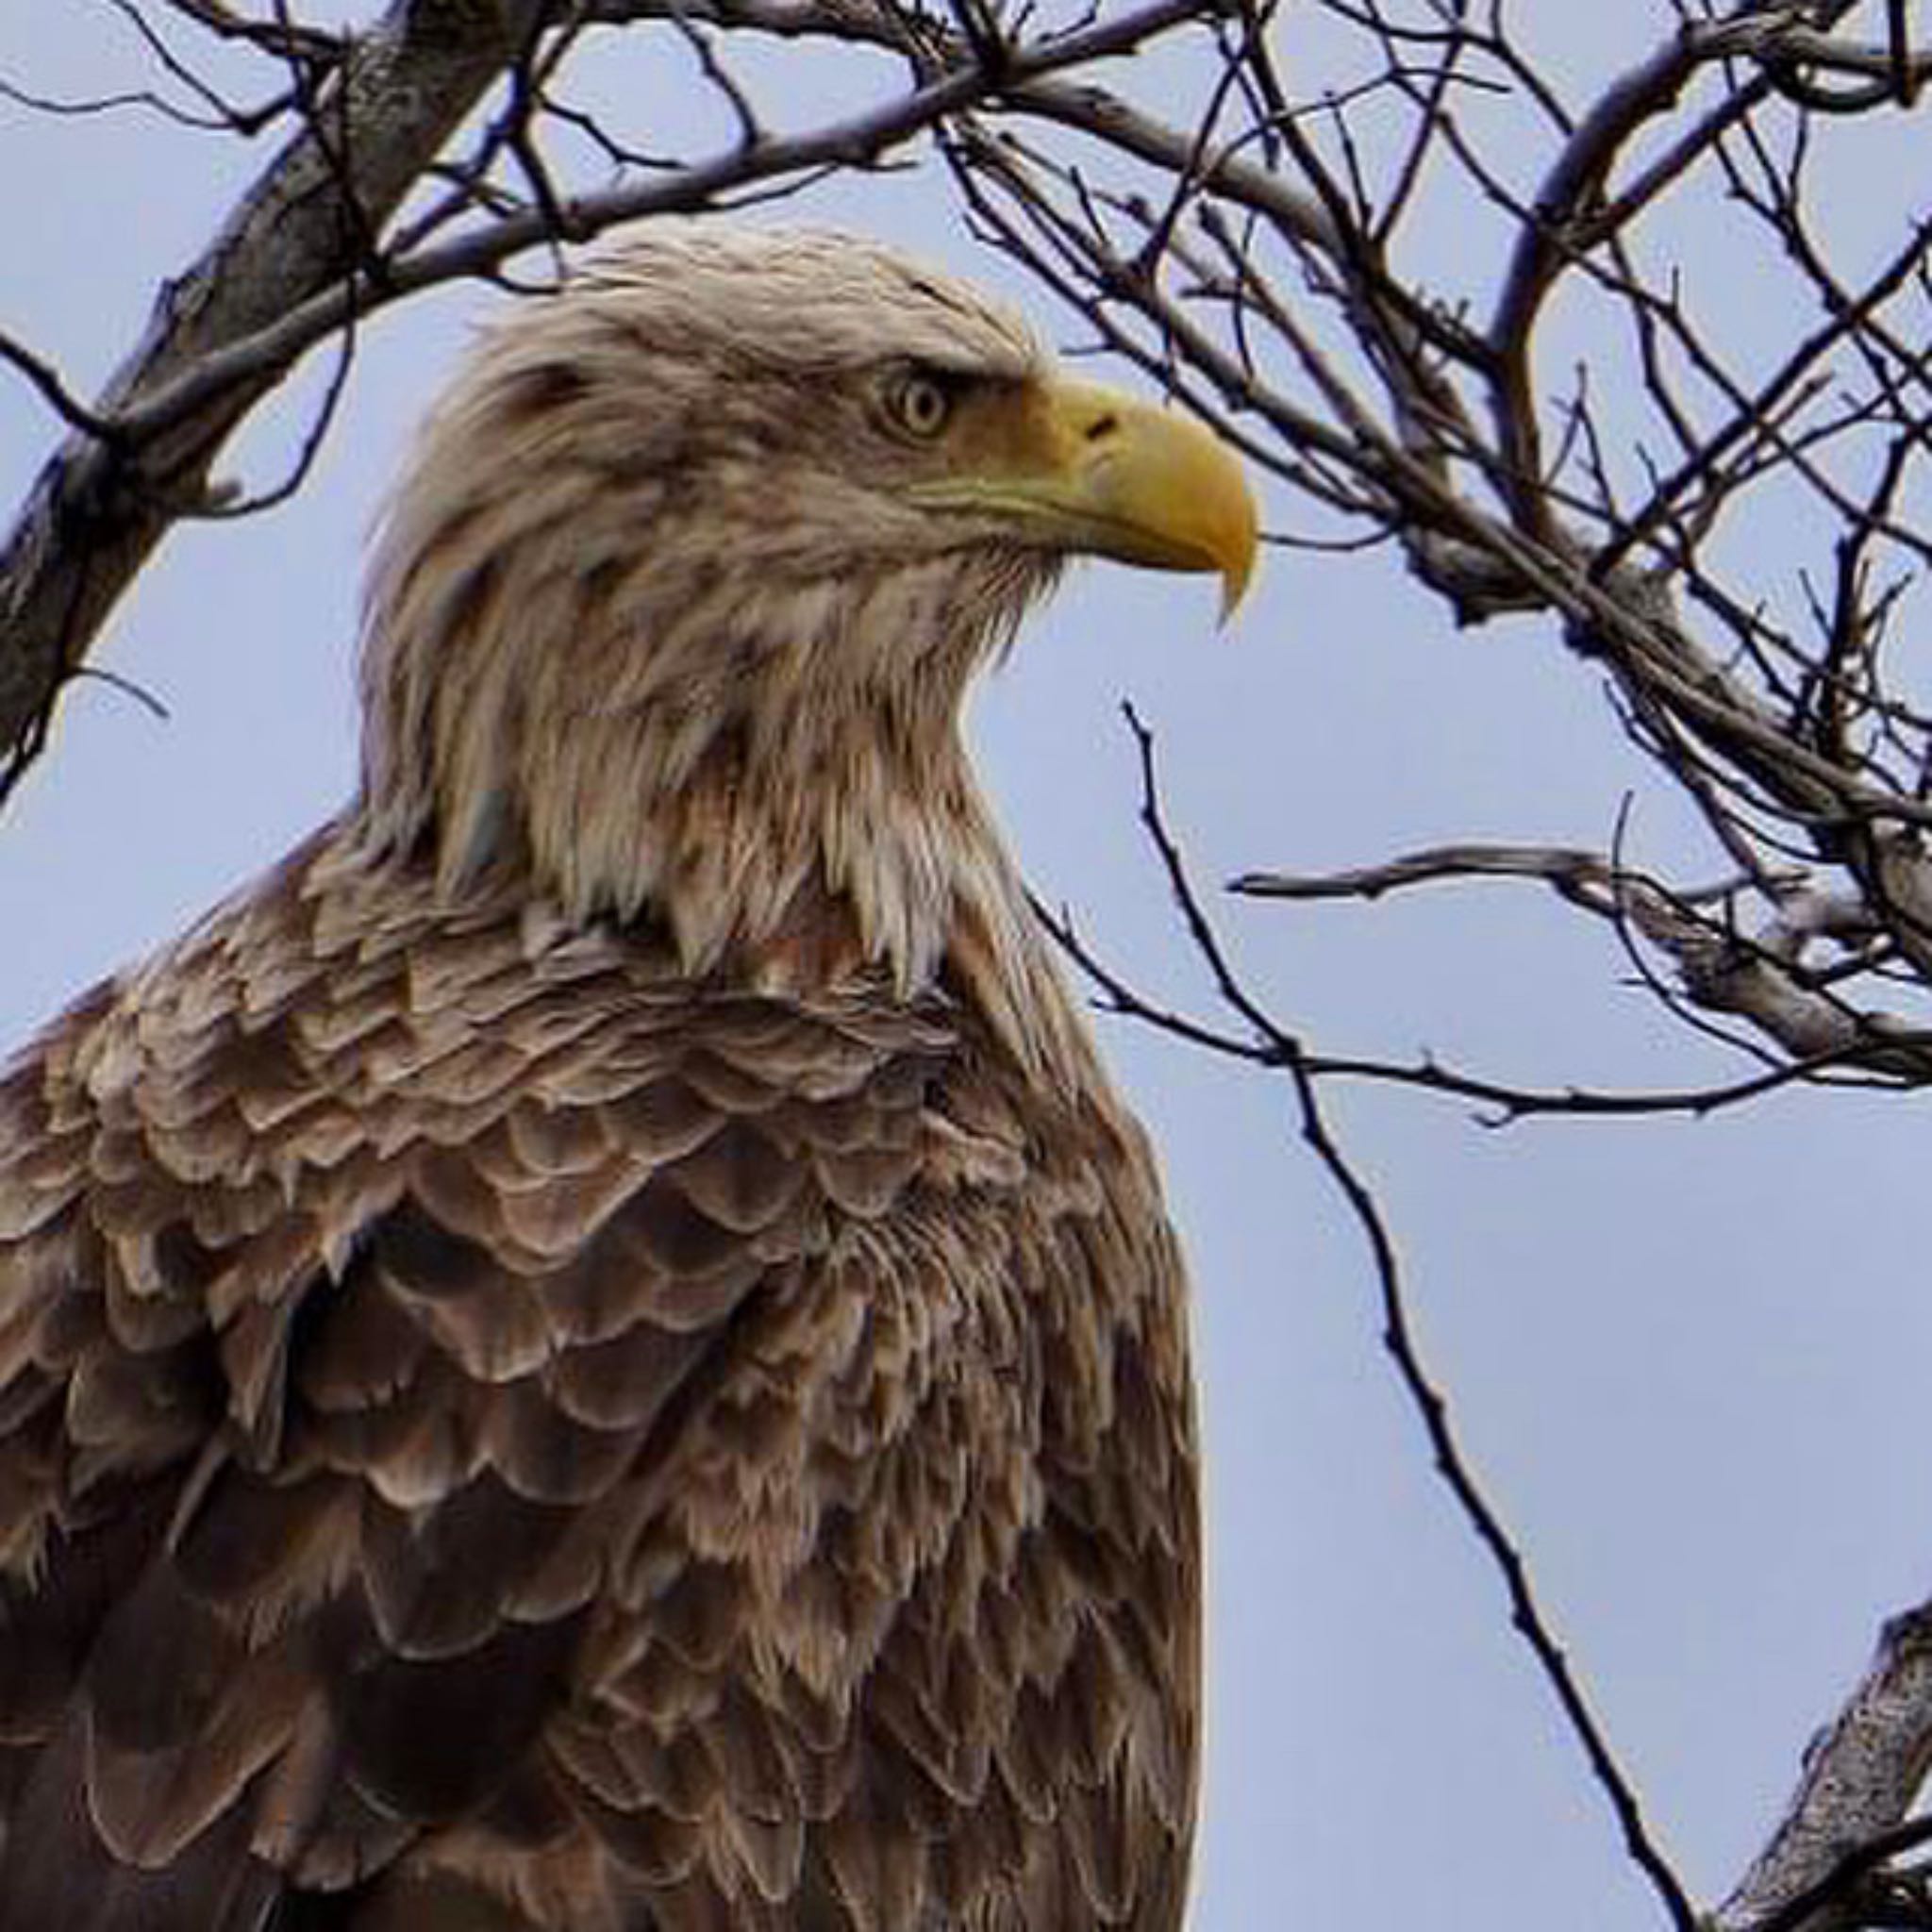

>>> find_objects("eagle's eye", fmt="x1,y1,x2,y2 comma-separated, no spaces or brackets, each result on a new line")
883,367,960,441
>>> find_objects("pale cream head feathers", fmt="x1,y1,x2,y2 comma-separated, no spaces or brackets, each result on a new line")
357,225,1257,1031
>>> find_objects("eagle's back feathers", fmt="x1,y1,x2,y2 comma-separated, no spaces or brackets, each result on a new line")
0,826,1197,1930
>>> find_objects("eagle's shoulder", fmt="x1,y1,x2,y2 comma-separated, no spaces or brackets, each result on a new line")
0,816,994,1487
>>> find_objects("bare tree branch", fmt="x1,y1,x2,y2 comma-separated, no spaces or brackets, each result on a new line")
0,0,541,797
1715,1607,1932,1932
1089,707,1703,1931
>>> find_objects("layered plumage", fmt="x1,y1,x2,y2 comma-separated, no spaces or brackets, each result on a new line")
0,227,1255,1930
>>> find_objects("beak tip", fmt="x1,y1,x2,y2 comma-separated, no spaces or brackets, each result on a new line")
1216,526,1259,626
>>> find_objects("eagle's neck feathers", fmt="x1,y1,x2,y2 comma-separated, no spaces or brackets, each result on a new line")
355,440,1084,1077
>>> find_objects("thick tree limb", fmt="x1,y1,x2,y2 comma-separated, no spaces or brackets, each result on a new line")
0,0,539,792
1715,1603,1932,1932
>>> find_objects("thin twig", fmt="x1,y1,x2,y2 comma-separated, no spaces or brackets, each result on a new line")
1096,707,1700,1932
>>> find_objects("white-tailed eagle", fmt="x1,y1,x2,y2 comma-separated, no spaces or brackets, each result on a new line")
0,226,1257,1932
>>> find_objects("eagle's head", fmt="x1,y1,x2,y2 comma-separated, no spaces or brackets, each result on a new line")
357,225,1256,1018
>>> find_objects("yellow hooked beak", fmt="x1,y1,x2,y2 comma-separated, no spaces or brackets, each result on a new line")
910,375,1258,619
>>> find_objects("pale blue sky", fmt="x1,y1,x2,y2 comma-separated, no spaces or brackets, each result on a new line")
5,8,1929,1926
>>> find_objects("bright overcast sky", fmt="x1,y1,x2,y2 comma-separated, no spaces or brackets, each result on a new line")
5,8,1931,1928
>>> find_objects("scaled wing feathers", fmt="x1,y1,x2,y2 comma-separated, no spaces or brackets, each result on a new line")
0,827,1198,1930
